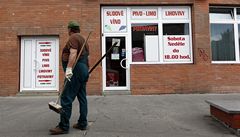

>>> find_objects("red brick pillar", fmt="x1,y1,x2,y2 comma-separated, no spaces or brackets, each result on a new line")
193,0,211,64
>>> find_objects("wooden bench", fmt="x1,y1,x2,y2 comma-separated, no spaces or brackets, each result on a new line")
206,100,240,134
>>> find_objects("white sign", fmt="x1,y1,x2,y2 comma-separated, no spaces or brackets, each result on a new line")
112,38,121,46
162,7,189,19
111,54,120,60
36,41,56,87
131,8,158,19
103,8,127,32
163,35,191,62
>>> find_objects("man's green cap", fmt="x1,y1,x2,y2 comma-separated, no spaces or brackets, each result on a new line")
68,21,80,28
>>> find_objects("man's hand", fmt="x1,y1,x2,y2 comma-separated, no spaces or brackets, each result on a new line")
65,67,73,81
65,48,77,82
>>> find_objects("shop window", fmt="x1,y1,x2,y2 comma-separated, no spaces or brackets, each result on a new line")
238,9,240,58
237,8,240,20
131,23,159,62
209,7,240,63
239,24,240,57
210,8,234,21
163,23,191,62
102,6,192,64
210,24,235,61
163,23,189,35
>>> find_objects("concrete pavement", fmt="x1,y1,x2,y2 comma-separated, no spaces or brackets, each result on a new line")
0,94,239,137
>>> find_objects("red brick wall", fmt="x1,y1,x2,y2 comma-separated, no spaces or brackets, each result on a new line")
131,0,240,95
131,64,240,95
209,0,240,5
0,0,102,96
100,0,193,5
0,30,19,96
0,0,240,96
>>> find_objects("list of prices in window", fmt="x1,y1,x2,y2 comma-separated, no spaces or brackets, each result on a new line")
163,35,191,62
36,41,56,87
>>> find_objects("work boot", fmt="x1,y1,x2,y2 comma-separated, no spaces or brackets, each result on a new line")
49,126,68,135
73,123,88,130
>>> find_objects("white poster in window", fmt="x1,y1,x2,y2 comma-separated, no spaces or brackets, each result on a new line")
162,7,189,19
112,38,121,46
163,35,191,62
144,35,159,62
103,8,127,32
111,54,120,60
36,41,56,87
131,8,158,20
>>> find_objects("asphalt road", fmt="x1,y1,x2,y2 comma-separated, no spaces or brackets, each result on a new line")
0,94,239,137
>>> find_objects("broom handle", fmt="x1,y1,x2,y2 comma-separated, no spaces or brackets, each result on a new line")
72,31,92,71
88,41,118,74
56,32,92,104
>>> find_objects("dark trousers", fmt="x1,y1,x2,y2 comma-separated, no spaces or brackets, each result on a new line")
59,61,89,131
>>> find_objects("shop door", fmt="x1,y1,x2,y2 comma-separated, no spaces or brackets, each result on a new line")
102,35,130,92
20,37,59,92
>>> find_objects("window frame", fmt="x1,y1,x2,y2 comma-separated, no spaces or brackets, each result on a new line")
209,8,235,21
210,7,240,64
129,6,193,64
237,8,240,20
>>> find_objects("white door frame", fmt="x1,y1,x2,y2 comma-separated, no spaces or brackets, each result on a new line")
20,36,59,92
102,34,130,91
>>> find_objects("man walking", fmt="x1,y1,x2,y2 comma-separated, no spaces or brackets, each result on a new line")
50,21,89,135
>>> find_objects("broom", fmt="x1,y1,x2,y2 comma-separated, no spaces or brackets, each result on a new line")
48,31,92,113
49,33,119,114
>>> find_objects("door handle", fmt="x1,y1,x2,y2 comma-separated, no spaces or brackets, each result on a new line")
120,58,127,69
34,59,41,71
